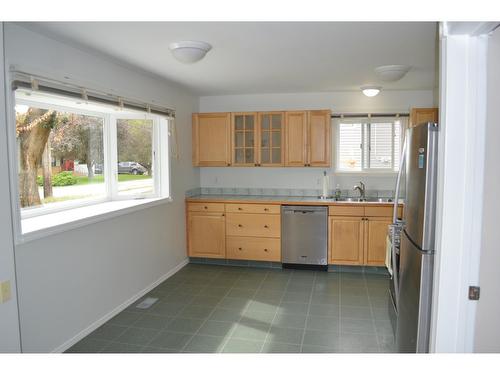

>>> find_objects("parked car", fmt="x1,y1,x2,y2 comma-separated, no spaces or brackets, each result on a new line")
117,161,148,175
94,163,103,174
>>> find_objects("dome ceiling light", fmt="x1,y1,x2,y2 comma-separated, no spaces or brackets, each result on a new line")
361,85,382,97
374,65,411,82
169,41,212,64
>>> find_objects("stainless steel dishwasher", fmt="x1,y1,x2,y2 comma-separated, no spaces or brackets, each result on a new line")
281,205,328,270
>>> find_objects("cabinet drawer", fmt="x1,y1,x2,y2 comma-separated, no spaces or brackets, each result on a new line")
225,203,280,214
226,236,281,261
364,206,392,217
187,202,225,212
328,205,365,217
226,213,281,238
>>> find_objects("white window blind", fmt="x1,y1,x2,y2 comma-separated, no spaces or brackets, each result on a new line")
337,118,403,172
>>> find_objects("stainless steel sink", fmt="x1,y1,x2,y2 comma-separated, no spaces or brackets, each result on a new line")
336,197,393,203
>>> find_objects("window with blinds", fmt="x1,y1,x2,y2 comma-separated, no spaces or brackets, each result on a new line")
337,118,402,172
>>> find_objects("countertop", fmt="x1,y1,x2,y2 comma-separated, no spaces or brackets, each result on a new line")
185,194,401,206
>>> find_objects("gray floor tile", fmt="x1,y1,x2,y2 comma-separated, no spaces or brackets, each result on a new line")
246,300,280,314
340,306,372,320
189,295,223,307
286,282,313,293
132,314,172,330
231,321,270,341
370,296,391,308
150,302,186,317
115,327,159,346
340,286,368,296
303,330,340,349
66,337,110,353
282,292,311,304
312,283,340,295
163,293,195,305
180,305,215,319
88,324,127,341
267,326,303,345
148,331,193,350
218,297,251,310
222,338,264,353
200,286,231,297
226,288,257,299
142,346,180,353
278,302,309,315
372,307,391,320
261,341,301,353
374,319,394,336
339,333,379,353
301,345,335,353
378,334,397,352
341,318,376,335
197,320,236,337
309,304,340,317
183,334,226,353
306,315,340,332
253,290,285,302
341,294,371,307
208,307,242,322
165,317,205,334
311,293,340,306
101,342,144,353
107,311,142,326
272,313,307,329
241,310,276,325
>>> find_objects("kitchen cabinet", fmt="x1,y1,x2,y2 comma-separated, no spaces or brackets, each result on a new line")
187,204,226,259
258,112,284,166
231,112,258,166
284,110,331,167
329,216,365,265
328,204,398,266
409,108,438,128
192,113,231,166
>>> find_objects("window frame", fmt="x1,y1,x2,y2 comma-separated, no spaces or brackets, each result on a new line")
335,117,403,174
10,90,171,227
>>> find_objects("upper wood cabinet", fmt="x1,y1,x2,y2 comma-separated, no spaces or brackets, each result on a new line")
193,109,331,167
231,113,258,166
409,108,438,128
284,110,331,167
257,112,284,166
192,113,231,166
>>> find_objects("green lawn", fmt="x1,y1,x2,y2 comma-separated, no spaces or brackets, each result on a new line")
75,174,151,185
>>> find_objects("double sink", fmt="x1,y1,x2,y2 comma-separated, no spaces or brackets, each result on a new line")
317,196,393,203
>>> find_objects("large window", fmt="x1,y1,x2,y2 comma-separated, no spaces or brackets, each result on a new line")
14,89,170,221
336,118,402,172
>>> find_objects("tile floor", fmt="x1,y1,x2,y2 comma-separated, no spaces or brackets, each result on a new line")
66,264,396,353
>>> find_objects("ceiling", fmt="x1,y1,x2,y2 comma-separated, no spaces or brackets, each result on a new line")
19,22,438,96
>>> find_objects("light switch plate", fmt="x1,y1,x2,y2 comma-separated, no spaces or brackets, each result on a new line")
0,280,12,303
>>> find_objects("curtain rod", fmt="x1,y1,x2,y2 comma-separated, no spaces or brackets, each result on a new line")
10,71,175,118
331,113,409,118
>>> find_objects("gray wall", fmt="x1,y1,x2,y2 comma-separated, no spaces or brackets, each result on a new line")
474,26,500,352
198,90,434,192
0,22,22,353
3,23,199,352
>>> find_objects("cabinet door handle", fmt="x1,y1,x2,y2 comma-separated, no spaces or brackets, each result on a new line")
238,224,243,227
238,247,243,251
264,208,269,212
238,207,243,210
204,206,208,209
264,225,269,228
227,163,231,166
264,248,269,252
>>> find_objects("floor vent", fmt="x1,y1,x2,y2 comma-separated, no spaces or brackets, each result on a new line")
135,297,159,309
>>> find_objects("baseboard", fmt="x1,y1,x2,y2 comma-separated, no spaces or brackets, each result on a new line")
51,257,189,353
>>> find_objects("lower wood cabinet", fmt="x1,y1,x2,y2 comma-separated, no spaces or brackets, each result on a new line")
328,206,395,266
187,211,226,259
226,236,281,261
329,216,364,265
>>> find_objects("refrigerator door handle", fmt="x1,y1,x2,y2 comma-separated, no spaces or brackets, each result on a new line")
393,129,407,224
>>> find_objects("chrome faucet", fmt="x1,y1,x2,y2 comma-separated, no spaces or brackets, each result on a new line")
353,181,366,201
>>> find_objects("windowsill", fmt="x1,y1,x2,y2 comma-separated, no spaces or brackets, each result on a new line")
18,197,172,244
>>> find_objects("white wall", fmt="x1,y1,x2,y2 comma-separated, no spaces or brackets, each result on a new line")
474,26,500,352
199,90,434,192
3,23,199,352
0,23,22,353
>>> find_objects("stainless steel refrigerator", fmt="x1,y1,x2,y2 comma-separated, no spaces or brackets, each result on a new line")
393,121,439,353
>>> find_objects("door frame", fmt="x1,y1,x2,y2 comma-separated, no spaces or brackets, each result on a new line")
430,21,498,352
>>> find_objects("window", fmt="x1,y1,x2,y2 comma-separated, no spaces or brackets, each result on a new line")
14,89,170,225
336,118,403,172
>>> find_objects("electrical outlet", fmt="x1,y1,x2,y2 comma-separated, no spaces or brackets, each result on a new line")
0,280,12,303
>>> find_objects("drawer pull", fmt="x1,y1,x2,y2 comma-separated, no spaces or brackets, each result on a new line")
238,207,243,210
238,247,243,251
264,248,269,252
264,225,269,228
204,206,208,209
264,208,269,212
238,224,243,227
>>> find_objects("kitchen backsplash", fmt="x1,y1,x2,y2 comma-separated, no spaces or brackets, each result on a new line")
186,186,395,198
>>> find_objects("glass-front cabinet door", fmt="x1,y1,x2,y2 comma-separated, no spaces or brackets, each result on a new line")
258,112,284,166
231,113,257,166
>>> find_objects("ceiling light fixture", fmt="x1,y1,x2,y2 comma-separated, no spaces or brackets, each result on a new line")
169,41,212,64
361,86,381,97
374,65,411,82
